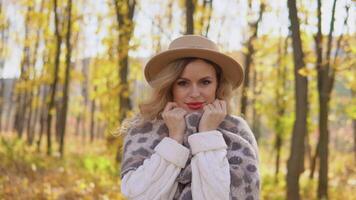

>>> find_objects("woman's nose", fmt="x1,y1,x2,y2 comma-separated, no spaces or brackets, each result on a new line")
189,85,200,97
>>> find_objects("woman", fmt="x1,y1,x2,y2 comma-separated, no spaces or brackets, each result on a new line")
120,35,260,200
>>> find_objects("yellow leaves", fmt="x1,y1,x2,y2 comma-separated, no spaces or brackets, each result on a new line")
350,46,356,54
128,58,144,81
14,79,37,93
345,100,356,119
38,73,52,85
28,12,47,27
31,95,41,109
298,66,316,77
304,51,316,64
71,19,81,35
70,68,84,82
241,46,249,55
31,163,37,172
0,135,126,199
49,107,56,116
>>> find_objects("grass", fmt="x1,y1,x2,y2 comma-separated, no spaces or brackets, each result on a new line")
259,139,356,200
0,134,125,200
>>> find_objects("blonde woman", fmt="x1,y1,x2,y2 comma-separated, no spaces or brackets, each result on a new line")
120,35,260,200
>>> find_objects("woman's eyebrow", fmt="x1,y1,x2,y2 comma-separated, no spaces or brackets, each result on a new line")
177,77,189,80
178,76,213,80
200,76,213,79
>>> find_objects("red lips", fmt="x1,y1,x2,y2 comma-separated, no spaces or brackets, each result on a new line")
186,102,204,110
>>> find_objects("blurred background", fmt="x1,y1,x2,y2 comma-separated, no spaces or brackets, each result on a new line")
0,0,355,199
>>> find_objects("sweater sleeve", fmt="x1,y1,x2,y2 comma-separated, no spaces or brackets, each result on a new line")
188,131,230,200
121,137,190,200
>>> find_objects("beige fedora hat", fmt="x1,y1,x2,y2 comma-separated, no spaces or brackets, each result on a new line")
144,35,244,89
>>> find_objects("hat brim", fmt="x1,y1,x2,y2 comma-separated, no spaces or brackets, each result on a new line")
144,48,244,89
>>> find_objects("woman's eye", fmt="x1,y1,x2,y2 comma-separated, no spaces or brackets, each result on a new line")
202,80,211,85
177,81,188,86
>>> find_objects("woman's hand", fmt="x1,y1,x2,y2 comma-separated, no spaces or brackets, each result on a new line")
162,102,187,144
199,100,227,132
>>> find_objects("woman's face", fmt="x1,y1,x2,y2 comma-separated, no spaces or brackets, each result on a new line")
172,59,218,112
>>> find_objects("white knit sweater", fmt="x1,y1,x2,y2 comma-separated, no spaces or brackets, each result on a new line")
121,131,230,200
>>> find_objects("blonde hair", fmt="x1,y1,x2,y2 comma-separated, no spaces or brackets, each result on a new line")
139,58,234,122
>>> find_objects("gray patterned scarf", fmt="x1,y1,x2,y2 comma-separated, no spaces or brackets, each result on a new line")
120,112,260,200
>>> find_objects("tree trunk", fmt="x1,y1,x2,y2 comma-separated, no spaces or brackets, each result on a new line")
47,0,62,155
31,90,41,144
75,115,81,136
204,0,213,36
351,82,356,162
25,0,44,145
37,85,48,152
240,3,264,118
252,63,261,141
113,0,136,123
0,79,4,132
309,140,320,179
286,0,308,199
5,82,15,132
0,1,5,132
14,5,32,138
58,0,73,157
90,99,96,142
26,91,34,144
80,59,90,138
274,34,288,182
309,0,323,180
118,43,132,122
185,0,194,34
318,97,330,199
240,47,252,117
55,99,62,141
317,0,338,198
353,103,356,162
197,0,213,36
90,86,97,142
275,135,282,181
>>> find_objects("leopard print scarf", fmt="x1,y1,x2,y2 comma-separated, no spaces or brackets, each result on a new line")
120,112,260,200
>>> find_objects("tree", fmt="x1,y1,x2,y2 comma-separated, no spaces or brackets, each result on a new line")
274,34,290,181
47,0,63,155
184,0,213,36
315,0,349,198
58,0,73,156
240,1,265,119
112,0,136,123
13,4,33,138
309,0,323,180
26,0,45,145
185,0,194,34
0,1,9,133
286,0,308,199
90,85,97,142
196,0,213,36
37,84,49,152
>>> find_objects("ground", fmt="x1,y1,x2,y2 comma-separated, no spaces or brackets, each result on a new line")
0,134,355,200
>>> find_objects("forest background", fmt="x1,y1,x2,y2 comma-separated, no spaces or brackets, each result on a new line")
0,0,355,199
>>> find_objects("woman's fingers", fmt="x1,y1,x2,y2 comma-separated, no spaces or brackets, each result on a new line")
163,102,178,112
220,100,227,113
205,100,225,112
162,103,187,144
213,100,223,112
162,103,187,120
199,100,227,132
170,107,186,116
